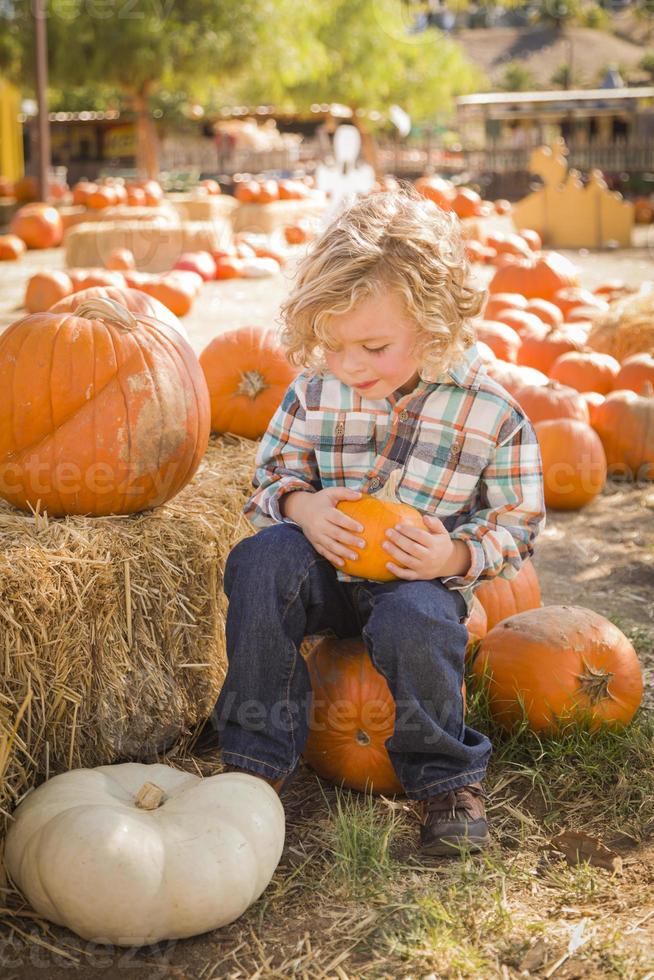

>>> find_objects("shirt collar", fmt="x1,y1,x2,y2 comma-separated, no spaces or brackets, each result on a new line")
422,343,483,391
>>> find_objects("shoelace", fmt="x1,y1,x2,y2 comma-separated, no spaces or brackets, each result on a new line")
424,784,487,819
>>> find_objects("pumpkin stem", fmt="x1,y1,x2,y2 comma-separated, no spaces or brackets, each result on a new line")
372,468,402,502
355,729,371,746
576,661,614,705
134,782,166,810
74,297,138,332
236,370,269,400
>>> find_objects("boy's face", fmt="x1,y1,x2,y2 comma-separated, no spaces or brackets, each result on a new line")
323,288,421,399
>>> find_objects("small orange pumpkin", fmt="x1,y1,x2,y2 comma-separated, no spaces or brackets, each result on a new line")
24,271,73,313
549,351,620,395
535,418,607,509
493,309,548,343
613,353,654,394
489,252,579,301
199,325,297,440
516,328,583,375
337,470,425,581
142,274,197,317
0,234,26,261
524,299,563,330
485,360,548,398
484,293,528,319
10,203,63,249
474,320,521,363
472,606,643,732
106,247,136,271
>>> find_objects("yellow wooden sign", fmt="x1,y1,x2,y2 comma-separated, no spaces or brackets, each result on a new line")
512,138,633,248
0,78,24,182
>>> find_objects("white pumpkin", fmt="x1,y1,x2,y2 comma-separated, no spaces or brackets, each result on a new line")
5,763,285,946
241,257,279,278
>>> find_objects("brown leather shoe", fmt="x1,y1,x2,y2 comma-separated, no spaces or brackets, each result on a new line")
418,781,489,856
222,764,297,797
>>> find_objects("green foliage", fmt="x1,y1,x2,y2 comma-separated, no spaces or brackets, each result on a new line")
501,61,536,92
227,0,484,125
639,51,654,80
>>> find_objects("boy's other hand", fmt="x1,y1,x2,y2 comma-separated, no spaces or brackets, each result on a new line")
383,514,471,581
284,487,365,567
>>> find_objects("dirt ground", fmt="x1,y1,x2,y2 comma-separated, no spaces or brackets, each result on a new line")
0,241,653,978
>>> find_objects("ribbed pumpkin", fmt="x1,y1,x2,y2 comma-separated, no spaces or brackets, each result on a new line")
488,252,579,301
199,326,297,440
592,384,654,481
337,471,425,581
535,418,607,509
0,297,210,516
472,606,643,732
524,298,563,329
514,380,590,425
549,351,620,395
613,354,654,394
493,309,548,342
580,391,606,427
474,558,541,631
552,287,608,318
302,636,404,794
50,285,187,338
10,203,63,249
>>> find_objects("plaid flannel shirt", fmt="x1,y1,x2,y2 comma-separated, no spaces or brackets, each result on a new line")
243,343,545,615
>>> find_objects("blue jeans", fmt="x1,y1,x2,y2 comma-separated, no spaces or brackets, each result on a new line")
211,523,491,800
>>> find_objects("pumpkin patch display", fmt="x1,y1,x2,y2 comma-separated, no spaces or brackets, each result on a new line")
5,763,285,945
592,384,654,481
488,252,580,301
474,558,541,631
472,606,643,733
0,297,210,516
337,470,425,581
535,418,607,509
199,326,297,440
303,636,404,794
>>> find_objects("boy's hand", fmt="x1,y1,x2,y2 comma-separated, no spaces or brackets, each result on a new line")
282,488,365,567
383,514,471,581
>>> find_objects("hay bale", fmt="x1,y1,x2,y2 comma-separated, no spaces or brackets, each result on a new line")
233,198,327,234
64,218,230,272
167,193,238,225
0,436,256,825
587,289,654,361
57,204,177,233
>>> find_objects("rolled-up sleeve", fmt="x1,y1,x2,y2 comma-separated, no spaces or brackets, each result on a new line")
243,375,321,527
442,412,545,594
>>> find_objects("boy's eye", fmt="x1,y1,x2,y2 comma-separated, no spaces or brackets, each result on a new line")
364,345,389,354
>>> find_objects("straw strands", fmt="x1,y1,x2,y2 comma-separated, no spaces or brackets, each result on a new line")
0,436,257,828
587,289,654,361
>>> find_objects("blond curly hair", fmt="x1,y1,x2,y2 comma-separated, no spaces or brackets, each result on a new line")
279,186,484,381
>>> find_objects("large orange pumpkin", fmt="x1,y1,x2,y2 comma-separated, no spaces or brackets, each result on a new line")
485,360,548,397
514,380,590,425
488,252,579,301
493,309,548,342
10,203,63,249
516,328,583,375
465,595,487,662
484,293,528,319
591,384,654,481
199,326,297,441
414,175,454,210
0,297,210,516
302,636,404,794
524,299,563,330
141,274,197,317
474,558,540,631
337,470,425,581
472,606,643,732
535,418,607,509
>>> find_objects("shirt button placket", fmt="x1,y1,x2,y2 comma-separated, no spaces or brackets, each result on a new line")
398,409,409,422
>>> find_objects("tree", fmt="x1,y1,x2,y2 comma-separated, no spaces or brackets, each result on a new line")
0,0,266,177
225,0,484,171
501,61,536,92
